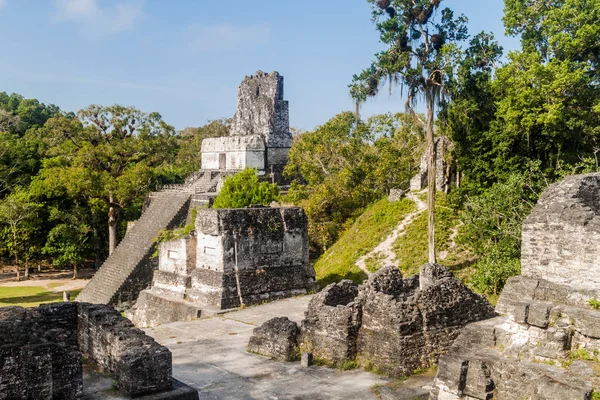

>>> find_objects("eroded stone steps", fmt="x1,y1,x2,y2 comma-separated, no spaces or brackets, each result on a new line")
76,192,191,308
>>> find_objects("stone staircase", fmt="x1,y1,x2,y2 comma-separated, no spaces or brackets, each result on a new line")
76,192,191,310
159,171,223,194
189,171,222,193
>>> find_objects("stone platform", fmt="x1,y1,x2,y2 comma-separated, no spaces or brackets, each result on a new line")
143,295,434,400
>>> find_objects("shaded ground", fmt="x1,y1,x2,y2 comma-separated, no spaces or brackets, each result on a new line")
0,267,95,283
144,296,434,400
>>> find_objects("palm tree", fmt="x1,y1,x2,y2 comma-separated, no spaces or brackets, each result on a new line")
352,0,468,263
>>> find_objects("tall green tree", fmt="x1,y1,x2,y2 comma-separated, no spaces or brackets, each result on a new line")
37,105,178,255
353,0,469,263
0,188,42,280
42,205,92,279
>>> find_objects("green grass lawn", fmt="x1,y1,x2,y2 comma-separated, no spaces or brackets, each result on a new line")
314,197,417,287
0,286,82,308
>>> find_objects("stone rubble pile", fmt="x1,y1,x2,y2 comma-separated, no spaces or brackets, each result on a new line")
248,263,495,377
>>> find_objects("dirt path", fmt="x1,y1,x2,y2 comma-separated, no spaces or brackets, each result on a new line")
439,221,463,261
356,192,427,276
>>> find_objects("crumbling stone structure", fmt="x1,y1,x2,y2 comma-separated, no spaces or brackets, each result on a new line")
249,265,494,375
247,317,300,361
78,71,294,311
410,136,455,193
0,303,198,400
301,280,362,364
128,206,318,327
202,71,292,173
432,173,600,400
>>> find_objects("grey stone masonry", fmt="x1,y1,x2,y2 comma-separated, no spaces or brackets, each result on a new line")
247,317,300,361
522,172,600,291
357,265,495,377
290,265,495,375
432,173,600,400
230,71,292,149
77,192,191,310
0,302,198,400
0,303,82,400
201,71,292,172
300,280,362,365
128,206,318,327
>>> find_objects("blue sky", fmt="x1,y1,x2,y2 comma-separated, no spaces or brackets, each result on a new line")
0,0,519,131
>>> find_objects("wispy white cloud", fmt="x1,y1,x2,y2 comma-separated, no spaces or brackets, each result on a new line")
187,23,271,52
0,0,7,11
52,0,144,37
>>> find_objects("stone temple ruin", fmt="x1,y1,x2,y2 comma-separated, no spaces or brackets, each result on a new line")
201,70,292,176
410,136,456,193
247,263,495,377
0,302,197,399
77,71,294,311
127,206,318,327
432,173,600,399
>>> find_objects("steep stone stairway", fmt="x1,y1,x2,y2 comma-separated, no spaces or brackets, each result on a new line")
76,192,191,310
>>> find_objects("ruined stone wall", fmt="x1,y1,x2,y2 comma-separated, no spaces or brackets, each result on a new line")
0,302,187,399
521,173,600,291
432,173,600,400
300,280,362,364
190,207,316,309
0,303,82,400
77,304,172,397
295,265,494,375
410,136,455,193
128,206,318,326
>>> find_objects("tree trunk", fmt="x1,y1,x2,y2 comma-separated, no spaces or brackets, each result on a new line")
355,101,360,129
72,263,78,280
426,92,437,264
24,262,29,280
93,227,102,268
108,194,120,255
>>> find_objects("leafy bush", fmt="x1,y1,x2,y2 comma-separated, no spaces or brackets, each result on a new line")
213,168,279,209
470,242,521,295
458,170,544,295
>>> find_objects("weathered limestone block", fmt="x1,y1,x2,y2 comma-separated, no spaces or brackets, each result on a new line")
0,304,82,400
78,303,172,397
522,173,600,291
192,207,317,309
201,70,292,172
230,71,292,149
300,280,362,365
129,206,317,327
247,317,300,361
356,267,426,375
